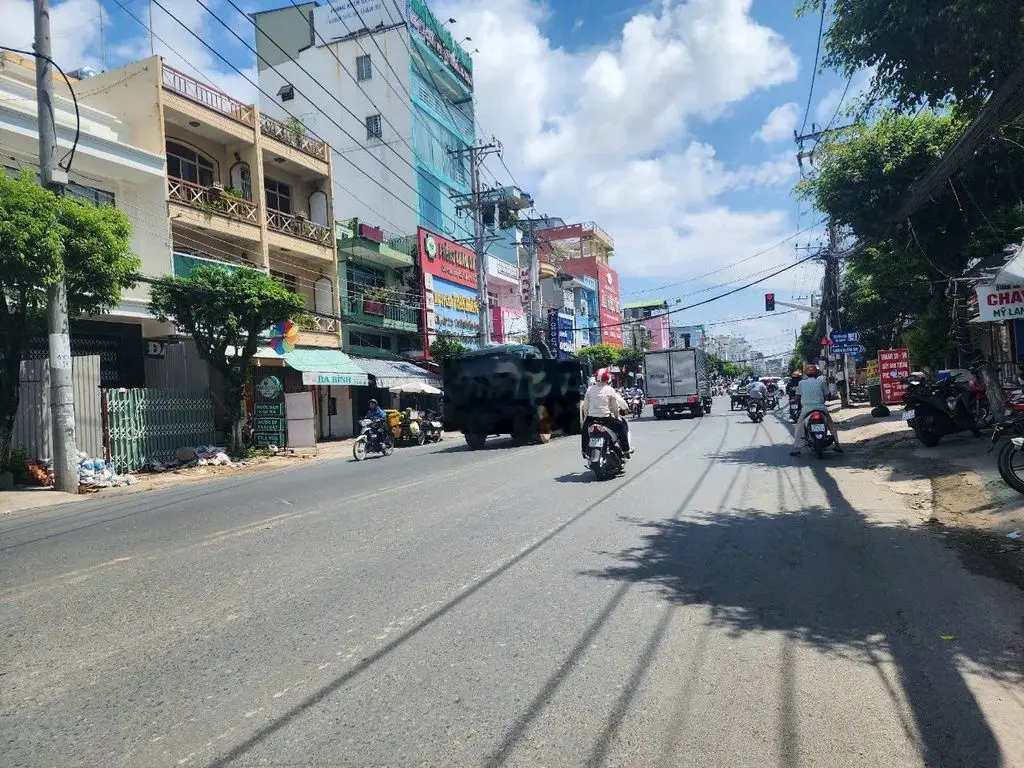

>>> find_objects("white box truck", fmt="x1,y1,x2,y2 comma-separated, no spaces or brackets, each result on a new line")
644,346,713,419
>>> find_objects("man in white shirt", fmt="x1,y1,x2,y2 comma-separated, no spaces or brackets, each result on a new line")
581,368,631,457
791,364,843,454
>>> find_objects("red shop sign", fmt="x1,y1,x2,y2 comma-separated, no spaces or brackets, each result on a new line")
418,227,477,290
878,348,910,405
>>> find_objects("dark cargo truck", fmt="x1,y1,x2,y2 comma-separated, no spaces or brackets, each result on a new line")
645,346,713,419
442,343,585,449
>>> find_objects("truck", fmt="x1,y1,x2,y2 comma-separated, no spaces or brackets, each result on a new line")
442,343,585,449
644,346,713,419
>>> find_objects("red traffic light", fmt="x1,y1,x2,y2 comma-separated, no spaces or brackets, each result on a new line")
765,293,775,311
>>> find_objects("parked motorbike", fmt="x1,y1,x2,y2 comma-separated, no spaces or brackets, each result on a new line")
903,375,987,447
352,418,395,461
586,416,628,481
788,396,801,424
630,397,643,419
801,407,835,459
421,410,444,443
747,398,765,423
989,416,1024,494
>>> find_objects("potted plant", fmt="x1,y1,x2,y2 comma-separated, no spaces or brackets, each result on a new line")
362,288,387,316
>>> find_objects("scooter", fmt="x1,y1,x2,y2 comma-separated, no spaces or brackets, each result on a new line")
801,407,836,459
766,392,779,410
788,395,801,424
903,376,984,447
421,410,444,443
586,414,629,481
352,418,395,461
747,398,765,423
630,397,643,419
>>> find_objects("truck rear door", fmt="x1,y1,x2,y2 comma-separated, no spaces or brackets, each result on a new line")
645,352,672,398
669,349,697,397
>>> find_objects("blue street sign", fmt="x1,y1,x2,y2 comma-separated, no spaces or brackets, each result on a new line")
830,330,860,345
832,344,865,356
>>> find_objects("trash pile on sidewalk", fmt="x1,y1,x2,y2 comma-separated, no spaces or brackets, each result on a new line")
77,454,137,491
146,445,246,473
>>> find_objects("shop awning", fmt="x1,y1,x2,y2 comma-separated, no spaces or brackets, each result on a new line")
283,348,369,386
348,355,442,389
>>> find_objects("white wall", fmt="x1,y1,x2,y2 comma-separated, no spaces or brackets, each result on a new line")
257,28,418,235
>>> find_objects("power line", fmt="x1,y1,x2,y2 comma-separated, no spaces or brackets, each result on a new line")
798,0,827,137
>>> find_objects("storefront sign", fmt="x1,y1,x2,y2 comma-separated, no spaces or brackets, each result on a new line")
546,308,575,359
492,305,528,344
597,263,621,346
487,255,518,284
253,370,286,447
314,0,389,44
864,359,879,380
879,348,911,405
430,277,480,341
418,227,477,289
301,371,369,387
975,284,1024,321
434,292,479,313
144,340,166,358
407,0,473,88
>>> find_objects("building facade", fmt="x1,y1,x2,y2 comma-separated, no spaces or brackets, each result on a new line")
622,299,670,350
670,324,706,350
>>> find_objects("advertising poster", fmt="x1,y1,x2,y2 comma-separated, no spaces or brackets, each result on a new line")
418,227,478,355
879,348,911,405
546,308,575,359
253,370,286,447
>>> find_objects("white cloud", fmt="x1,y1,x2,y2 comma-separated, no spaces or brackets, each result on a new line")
0,0,105,71
754,102,800,143
435,0,804,282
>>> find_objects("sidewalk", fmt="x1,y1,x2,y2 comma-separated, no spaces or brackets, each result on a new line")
0,433,461,516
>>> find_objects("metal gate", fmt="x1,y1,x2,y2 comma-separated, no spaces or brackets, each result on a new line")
105,388,216,471
11,355,104,460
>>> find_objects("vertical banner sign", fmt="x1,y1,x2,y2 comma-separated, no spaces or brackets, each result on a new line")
253,370,286,447
546,308,559,356
878,348,911,405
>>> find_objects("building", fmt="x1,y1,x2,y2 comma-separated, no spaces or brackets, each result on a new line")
253,0,476,245
622,299,670,350
0,51,170,389
534,221,621,346
76,56,359,437
670,325,706,350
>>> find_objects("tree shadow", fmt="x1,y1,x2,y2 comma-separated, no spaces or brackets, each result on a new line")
584,460,1024,768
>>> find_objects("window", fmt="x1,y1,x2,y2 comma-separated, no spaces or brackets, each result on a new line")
270,270,298,295
356,54,372,82
277,84,294,102
366,113,383,141
347,262,386,292
264,178,292,214
350,331,392,351
166,141,215,187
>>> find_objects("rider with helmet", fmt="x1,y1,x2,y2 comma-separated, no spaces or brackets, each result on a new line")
365,398,388,440
791,364,843,455
785,370,802,399
746,374,768,404
581,368,631,458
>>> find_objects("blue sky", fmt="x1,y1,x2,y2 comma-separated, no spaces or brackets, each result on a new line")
1,0,863,356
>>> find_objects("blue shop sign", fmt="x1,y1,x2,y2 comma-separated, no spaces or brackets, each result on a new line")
547,308,575,359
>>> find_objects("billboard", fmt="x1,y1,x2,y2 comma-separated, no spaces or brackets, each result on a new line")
879,348,911,405
547,308,575,359
313,0,391,44
597,263,621,346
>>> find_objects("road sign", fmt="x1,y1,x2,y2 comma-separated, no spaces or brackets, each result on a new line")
830,330,860,344
831,344,865,356
879,348,911,405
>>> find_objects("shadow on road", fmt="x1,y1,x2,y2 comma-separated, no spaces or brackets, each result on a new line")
583,452,1022,768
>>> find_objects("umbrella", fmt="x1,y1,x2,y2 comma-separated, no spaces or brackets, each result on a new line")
389,381,441,395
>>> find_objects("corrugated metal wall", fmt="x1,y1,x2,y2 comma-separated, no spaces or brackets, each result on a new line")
12,356,104,460
144,340,211,391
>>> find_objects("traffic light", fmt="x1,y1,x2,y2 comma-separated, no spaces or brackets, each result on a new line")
765,293,775,312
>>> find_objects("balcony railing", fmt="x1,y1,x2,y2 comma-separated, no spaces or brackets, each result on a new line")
296,313,339,334
344,295,420,327
259,114,329,162
167,178,259,223
266,209,333,246
162,65,254,126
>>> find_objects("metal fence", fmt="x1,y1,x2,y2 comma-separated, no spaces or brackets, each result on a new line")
106,388,216,472
12,356,104,460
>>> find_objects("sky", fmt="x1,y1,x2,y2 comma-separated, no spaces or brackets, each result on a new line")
0,0,870,359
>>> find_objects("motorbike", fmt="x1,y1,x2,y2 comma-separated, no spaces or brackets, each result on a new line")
586,414,628,481
747,398,765,423
394,409,426,446
801,407,836,459
421,410,444,443
788,395,801,424
989,415,1024,494
352,418,395,461
903,375,986,447
630,397,643,419
766,391,779,410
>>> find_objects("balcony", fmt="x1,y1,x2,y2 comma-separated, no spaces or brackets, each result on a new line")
337,220,415,269
295,313,341,348
259,113,329,162
161,65,254,126
167,178,262,241
266,209,333,246
344,294,420,332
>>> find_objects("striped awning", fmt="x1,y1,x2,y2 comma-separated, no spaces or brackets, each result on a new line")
347,355,441,389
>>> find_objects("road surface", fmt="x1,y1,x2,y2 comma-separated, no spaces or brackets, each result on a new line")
3,400,1023,767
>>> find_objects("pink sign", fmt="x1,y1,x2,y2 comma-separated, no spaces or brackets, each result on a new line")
878,348,910,405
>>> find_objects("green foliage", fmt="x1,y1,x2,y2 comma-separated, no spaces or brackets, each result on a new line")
707,353,745,379
800,0,1024,114
429,332,469,362
575,343,621,371
0,171,138,465
796,320,822,364
150,265,305,455
786,355,804,375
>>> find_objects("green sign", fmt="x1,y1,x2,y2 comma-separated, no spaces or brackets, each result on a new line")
253,371,286,447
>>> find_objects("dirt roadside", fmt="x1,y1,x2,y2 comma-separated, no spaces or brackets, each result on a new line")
831,405,1024,591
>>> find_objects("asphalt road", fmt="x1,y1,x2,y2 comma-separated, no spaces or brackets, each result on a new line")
3,399,1023,767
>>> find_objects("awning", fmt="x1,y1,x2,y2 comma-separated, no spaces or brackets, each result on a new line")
348,355,442,389
248,346,369,385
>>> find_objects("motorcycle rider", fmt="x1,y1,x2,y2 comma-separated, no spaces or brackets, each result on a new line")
790,364,844,455
746,375,768,413
365,398,388,441
581,368,632,458
785,370,802,399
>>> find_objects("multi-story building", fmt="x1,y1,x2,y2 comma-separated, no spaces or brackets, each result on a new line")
622,299,670,350
534,221,621,346
0,51,169,390
670,325,706,350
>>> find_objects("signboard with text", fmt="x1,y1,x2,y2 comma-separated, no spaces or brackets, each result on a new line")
830,330,860,345
253,370,286,447
878,348,911,405
313,0,390,44
301,371,369,387
418,227,477,289
975,284,1024,321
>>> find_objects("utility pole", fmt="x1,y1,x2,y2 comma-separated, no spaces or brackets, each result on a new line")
34,0,79,493
449,140,502,348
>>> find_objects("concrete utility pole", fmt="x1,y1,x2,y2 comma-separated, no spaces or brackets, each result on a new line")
449,140,502,348
34,0,79,493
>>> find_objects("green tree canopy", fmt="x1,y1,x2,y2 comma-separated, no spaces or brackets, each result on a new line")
429,332,469,362
0,171,139,465
802,0,1024,113
150,265,305,455
576,343,621,371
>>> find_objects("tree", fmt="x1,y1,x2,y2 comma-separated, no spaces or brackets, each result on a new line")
576,343,621,371
150,265,305,455
429,332,469,362
796,319,822,365
0,171,139,466
618,345,645,383
801,0,1024,114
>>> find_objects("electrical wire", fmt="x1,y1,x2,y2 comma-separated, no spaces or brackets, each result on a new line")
798,0,827,137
